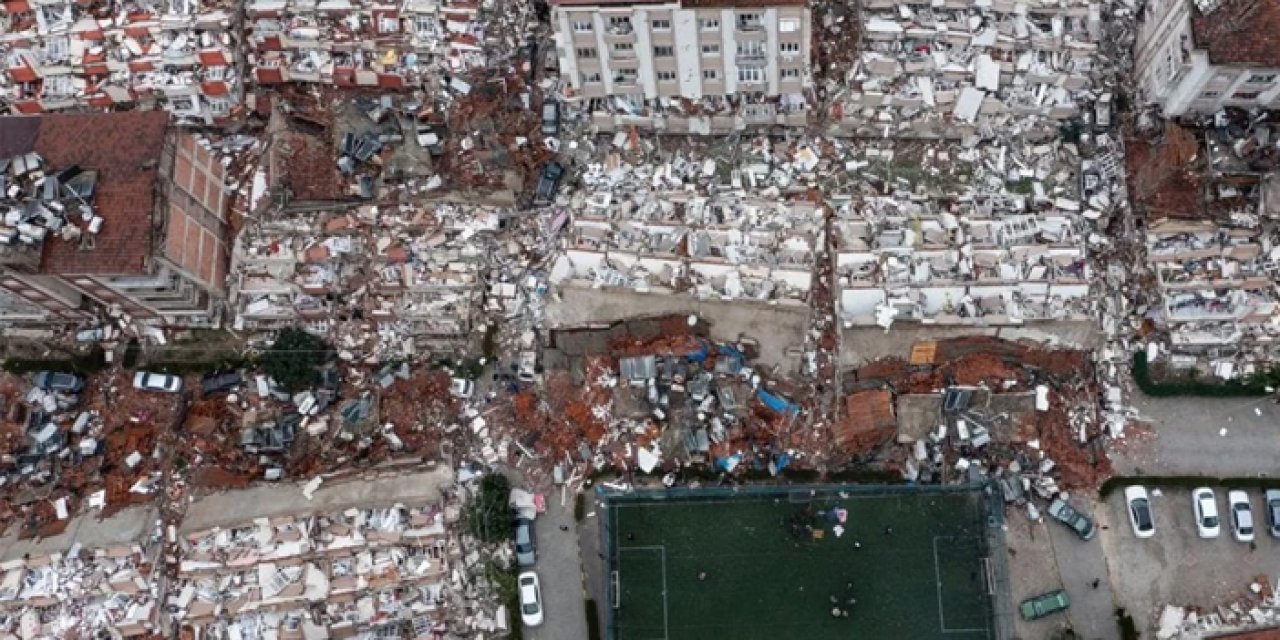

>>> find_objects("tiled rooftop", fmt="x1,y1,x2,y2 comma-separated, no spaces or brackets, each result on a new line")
31,111,169,275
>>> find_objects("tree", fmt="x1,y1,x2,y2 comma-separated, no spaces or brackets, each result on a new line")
261,328,331,391
466,473,514,543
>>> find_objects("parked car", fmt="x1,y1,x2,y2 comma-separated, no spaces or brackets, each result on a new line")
518,571,544,627
1193,487,1221,538
1019,590,1070,621
541,100,560,137
449,378,474,399
132,371,183,394
33,371,84,393
515,517,536,566
1265,489,1280,538
1229,490,1255,542
1126,485,1155,539
1047,497,1097,541
532,162,564,206
201,371,243,396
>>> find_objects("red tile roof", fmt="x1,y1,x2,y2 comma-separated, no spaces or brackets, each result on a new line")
1191,0,1280,68
29,111,169,275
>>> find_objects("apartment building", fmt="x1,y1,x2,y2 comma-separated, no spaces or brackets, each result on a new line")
1135,0,1280,117
0,112,233,328
551,0,811,133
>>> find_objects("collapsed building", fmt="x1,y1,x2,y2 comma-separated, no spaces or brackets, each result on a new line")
0,0,242,122
0,544,159,637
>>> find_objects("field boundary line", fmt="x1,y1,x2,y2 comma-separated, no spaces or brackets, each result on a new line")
933,535,989,635
617,544,669,639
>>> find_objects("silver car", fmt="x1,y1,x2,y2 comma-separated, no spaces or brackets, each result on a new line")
132,371,183,393
515,518,536,567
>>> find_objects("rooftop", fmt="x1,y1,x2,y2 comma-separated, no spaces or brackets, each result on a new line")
1190,0,1280,69
4,112,170,276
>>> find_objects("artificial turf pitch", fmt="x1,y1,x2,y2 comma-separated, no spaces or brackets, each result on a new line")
607,489,994,640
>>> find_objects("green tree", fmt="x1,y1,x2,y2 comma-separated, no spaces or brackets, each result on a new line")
466,473,514,543
261,328,331,391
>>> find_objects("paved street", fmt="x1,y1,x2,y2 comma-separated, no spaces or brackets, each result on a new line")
1116,393,1280,477
1045,498,1119,640
526,493,590,640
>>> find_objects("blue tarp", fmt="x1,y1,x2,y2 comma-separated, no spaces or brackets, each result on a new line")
685,339,712,362
717,345,745,373
716,454,742,472
757,389,799,415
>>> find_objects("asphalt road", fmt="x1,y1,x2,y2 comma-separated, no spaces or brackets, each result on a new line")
1116,393,1280,477
1044,498,1119,640
526,493,590,640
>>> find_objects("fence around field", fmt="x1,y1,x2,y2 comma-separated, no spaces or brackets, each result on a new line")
597,481,1013,640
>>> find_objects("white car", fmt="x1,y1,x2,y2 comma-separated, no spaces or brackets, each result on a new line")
1229,490,1255,542
1125,486,1155,539
518,571,543,627
132,371,183,393
1193,487,1221,538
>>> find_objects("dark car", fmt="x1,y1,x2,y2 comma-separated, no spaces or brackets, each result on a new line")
515,517,536,567
541,101,560,137
1047,497,1097,541
33,371,85,393
1020,590,1070,621
532,162,564,206
201,371,243,396
1265,490,1280,538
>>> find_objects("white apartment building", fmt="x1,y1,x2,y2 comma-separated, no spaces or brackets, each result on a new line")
551,0,811,132
1135,0,1280,117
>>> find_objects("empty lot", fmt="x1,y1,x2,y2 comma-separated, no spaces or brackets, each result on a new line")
1101,486,1280,634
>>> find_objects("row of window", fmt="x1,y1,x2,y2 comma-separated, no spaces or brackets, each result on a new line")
580,66,801,84
574,41,801,59
571,15,801,33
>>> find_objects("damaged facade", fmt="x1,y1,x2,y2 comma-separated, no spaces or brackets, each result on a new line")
550,0,811,133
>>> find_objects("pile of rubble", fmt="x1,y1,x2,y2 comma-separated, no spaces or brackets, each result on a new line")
172,501,458,637
0,543,158,637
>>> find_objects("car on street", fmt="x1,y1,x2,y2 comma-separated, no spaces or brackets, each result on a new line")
201,371,242,396
532,161,564,206
1126,485,1155,538
1193,487,1221,538
33,371,85,393
541,100,560,137
1265,489,1280,538
1019,590,1070,621
132,371,183,394
1229,490,1255,542
514,517,536,567
518,571,544,627
1047,497,1097,540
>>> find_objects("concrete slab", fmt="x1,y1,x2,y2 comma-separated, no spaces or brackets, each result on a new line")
181,465,453,533
840,322,1099,367
548,284,808,373
0,505,154,561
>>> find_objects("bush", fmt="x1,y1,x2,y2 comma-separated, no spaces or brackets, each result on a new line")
261,328,331,391
1132,351,1272,397
3,346,107,375
466,473,514,543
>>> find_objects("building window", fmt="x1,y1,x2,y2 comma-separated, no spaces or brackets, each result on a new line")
737,66,763,83
736,41,764,56
608,15,632,33
613,42,634,56
699,18,719,30
654,45,674,57
651,18,670,30
1213,71,1235,82
703,68,719,81
1232,90,1261,100
779,42,800,54
702,43,720,55
575,47,597,59
582,72,602,83
1248,73,1277,84
779,18,800,32
657,70,676,82
1200,91,1221,99
572,20,592,32
737,13,761,29
780,67,801,79
615,68,638,83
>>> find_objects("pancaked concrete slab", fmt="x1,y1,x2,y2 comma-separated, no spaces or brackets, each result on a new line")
548,284,808,373
0,505,155,562
840,321,1100,367
180,465,453,533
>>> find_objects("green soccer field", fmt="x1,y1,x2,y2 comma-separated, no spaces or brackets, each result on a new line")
605,487,995,640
